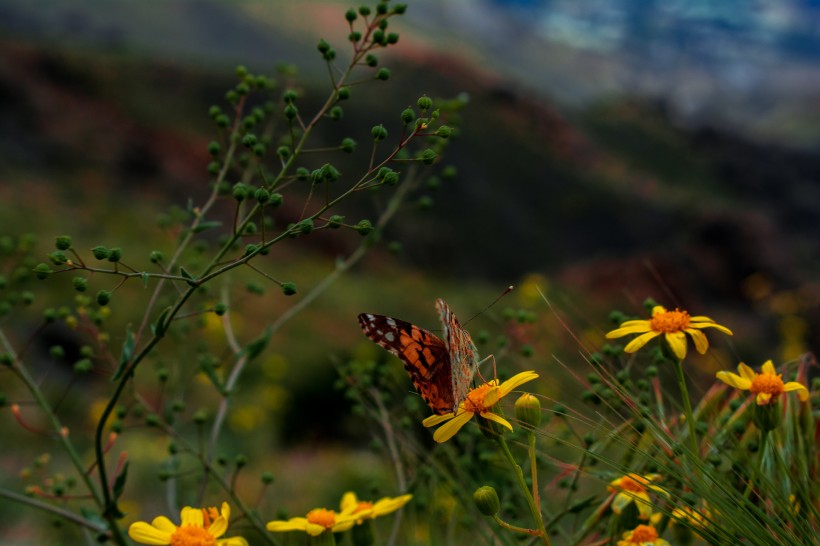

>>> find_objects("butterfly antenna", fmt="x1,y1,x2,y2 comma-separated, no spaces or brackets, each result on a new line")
463,285,514,326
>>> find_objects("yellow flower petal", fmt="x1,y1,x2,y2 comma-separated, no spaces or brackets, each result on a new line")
685,328,709,354
623,331,660,353
331,516,357,533
783,382,809,401
691,321,733,335
612,492,632,515
371,494,412,517
716,371,751,390
606,321,652,338
664,331,687,360
306,522,327,536
267,517,309,532
756,392,772,405
128,522,172,545
480,411,513,431
340,492,358,513
761,360,776,375
180,506,204,527
651,305,668,315
433,410,473,443
219,538,249,546
737,362,756,381
150,516,177,534
423,413,455,427
497,371,539,397
483,386,501,407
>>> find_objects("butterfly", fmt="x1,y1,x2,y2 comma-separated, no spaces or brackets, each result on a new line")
358,299,479,415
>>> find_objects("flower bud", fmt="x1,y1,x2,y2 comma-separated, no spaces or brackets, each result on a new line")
329,106,343,120
233,183,248,202
358,6,371,16
400,107,415,125
268,193,283,207
208,141,220,156
242,134,257,148
337,86,351,100
284,104,298,120
55,236,72,250
34,263,52,279
420,149,437,165
371,124,388,142
355,219,373,235
345,9,357,22
107,248,122,263
753,402,781,431
281,282,297,296
340,138,357,153
473,486,500,516
436,125,452,138
514,393,542,429
96,290,111,306
150,250,163,263
72,277,88,292
393,4,407,14
328,215,344,228
375,68,391,81
255,188,270,203
365,54,378,67
48,251,68,266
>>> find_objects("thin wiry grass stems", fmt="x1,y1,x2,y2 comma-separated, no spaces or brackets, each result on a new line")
0,487,108,535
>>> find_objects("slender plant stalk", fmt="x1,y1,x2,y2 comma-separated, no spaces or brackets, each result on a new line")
672,357,700,458
497,436,551,546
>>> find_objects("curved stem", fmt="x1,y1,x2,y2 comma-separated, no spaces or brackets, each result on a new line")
496,436,551,546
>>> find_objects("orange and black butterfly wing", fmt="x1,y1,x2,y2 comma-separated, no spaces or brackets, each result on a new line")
358,313,455,415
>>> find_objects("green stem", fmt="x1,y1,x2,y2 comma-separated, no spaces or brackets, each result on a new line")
744,428,769,499
672,357,699,458
496,436,551,546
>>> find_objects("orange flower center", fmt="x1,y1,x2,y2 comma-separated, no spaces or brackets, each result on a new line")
307,508,337,528
617,475,648,493
464,383,494,413
750,373,784,396
628,525,659,542
353,501,373,514
649,309,690,333
170,525,216,546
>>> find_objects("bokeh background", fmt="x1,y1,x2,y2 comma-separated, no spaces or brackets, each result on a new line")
2,0,820,543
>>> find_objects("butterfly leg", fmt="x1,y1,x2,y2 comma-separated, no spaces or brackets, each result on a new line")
474,353,497,383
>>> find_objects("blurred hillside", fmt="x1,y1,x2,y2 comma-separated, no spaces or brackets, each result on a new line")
2,1,819,364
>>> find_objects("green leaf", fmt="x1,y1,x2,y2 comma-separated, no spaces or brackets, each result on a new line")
152,306,173,338
244,327,272,362
112,326,134,382
179,266,197,287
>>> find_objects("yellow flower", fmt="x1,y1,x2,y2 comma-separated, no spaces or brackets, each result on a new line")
608,474,667,520
339,492,412,524
606,305,732,360
128,502,247,546
671,504,711,529
266,507,358,536
617,524,670,546
422,371,539,443
716,360,809,405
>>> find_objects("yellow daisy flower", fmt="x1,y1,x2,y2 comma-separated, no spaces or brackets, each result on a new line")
340,492,412,524
608,474,667,520
266,507,358,536
617,524,670,546
716,360,809,405
422,371,539,443
128,502,247,546
606,305,732,360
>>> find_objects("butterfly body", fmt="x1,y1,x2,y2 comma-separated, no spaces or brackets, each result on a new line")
358,299,479,415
